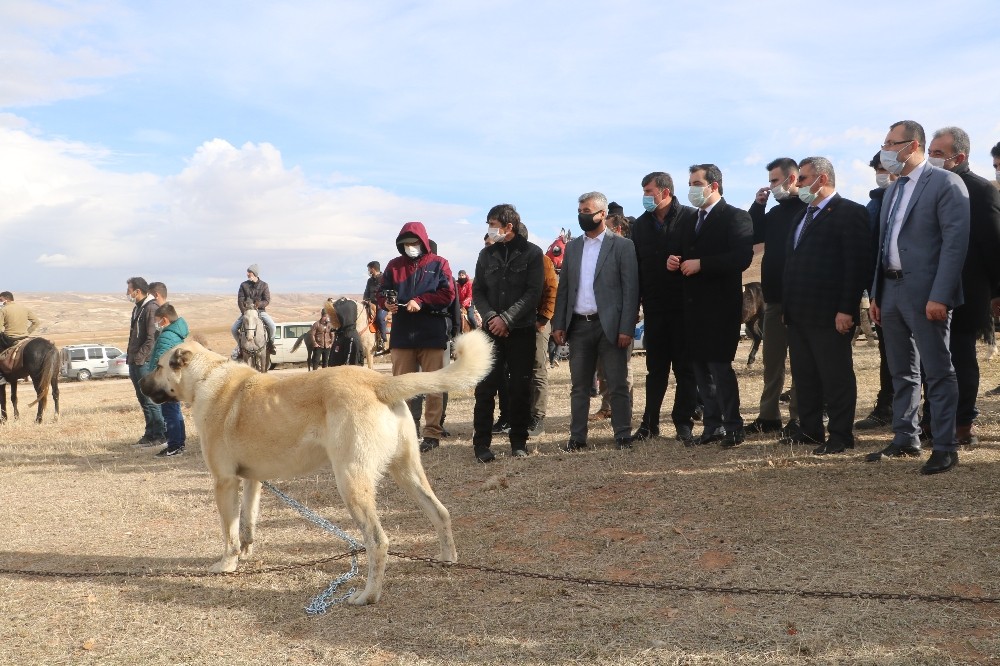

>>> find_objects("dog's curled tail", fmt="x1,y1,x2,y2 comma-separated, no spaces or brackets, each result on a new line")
375,330,493,405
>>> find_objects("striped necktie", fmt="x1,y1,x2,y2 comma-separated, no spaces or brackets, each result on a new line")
795,206,818,248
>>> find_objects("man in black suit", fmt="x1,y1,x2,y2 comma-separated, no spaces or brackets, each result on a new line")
631,171,698,444
667,164,754,448
925,127,1000,447
782,157,871,454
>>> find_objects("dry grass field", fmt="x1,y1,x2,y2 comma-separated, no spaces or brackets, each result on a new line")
3,286,1000,665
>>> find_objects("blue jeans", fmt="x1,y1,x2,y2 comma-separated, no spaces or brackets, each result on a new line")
130,363,165,440
162,401,185,446
231,312,276,341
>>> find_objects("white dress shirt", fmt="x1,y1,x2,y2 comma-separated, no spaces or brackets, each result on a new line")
574,230,606,315
886,160,927,271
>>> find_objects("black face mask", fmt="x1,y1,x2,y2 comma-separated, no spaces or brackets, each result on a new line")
457,277,468,284
578,212,601,233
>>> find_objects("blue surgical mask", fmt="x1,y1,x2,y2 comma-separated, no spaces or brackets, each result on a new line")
642,195,657,212
687,185,709,208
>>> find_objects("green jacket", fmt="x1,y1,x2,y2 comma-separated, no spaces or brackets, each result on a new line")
143,317,189,373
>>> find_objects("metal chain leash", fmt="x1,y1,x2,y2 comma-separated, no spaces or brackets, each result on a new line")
4,482,1000,608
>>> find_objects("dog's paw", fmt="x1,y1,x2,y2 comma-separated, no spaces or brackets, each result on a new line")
348,587,381,606
209,558,239,573
438,548,458,564
239,542,254,559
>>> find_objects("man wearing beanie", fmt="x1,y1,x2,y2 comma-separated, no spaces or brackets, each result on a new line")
231,264,276,356
377,222,456,452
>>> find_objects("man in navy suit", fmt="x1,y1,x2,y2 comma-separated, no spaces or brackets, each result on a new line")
868,120,970,474
781,157,870,454
552,191,639,452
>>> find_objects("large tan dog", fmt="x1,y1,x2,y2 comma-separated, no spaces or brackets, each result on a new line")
139,330,492,605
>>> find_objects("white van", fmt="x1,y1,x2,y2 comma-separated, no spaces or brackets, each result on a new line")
270,321,315,366
60,344,126,381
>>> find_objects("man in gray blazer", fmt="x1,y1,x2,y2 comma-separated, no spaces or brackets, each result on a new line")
552,191,640,451
868,120,970,474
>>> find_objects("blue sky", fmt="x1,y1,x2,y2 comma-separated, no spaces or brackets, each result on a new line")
3,0,1000,294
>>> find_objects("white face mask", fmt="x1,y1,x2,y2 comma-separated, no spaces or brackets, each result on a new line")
486,227,504,242
995,169,1000,183
687,185,709,208
875,173,891,189
928,157,946,169
404,245,421,258
770,176,791,200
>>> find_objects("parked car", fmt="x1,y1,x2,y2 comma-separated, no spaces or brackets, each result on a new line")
270,321,316,366
106,353,130,378
60,344,126,381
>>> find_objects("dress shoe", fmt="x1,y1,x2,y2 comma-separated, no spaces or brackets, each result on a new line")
780,419,803,439
562,439,587,452
696,427,726,446
474,447,496,463
745,417,782,435
865,442,921,462
616,436,633,450
920,449,958,475
855,401,892,430
419,437,440,453
632,425,659,442
812,438,855,455
956,423,978,447
719,430,746,448
675,424,695,444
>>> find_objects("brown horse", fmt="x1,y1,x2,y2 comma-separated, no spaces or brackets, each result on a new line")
0,337,60,423
741,282,765,366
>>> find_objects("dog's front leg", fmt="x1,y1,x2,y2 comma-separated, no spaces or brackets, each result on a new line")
209,476,242,573
335,471,387,605
239,479,263,560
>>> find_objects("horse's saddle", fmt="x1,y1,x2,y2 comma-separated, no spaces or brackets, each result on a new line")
0,337,32,376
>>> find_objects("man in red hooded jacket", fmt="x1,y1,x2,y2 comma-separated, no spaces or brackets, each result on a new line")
377,222,456,452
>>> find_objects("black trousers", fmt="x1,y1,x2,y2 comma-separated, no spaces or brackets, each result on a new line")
309,347,330,370
921,330,979,428
640,311,697,432
787,323,857,447
692,360,742,434
473,326,536,451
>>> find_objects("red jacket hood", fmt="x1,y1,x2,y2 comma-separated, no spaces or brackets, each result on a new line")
395,221,432,256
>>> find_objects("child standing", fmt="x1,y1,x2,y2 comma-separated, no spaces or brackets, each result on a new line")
143,303,189,457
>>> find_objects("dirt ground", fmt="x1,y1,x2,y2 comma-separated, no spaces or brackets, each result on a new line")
3,291,1000,665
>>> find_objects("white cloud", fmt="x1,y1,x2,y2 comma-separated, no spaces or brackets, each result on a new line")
0,122,477,291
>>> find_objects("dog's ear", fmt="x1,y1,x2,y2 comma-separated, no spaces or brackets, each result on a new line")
169,348,194,370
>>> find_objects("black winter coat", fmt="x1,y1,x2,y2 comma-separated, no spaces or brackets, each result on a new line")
631,199,695,314
950,162,1000,335
678,199,754,362
750,196,807,303
472,234,544,330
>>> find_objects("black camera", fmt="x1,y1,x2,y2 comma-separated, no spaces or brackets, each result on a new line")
383,289,398,306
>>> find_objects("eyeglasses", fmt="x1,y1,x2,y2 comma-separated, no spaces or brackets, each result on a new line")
880,139,911,149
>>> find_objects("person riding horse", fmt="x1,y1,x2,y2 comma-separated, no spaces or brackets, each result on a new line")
231,264,276,358
0,291,40,352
